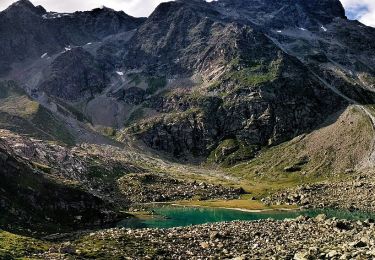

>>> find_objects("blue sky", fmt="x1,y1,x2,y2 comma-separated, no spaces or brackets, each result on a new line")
0,0,374,27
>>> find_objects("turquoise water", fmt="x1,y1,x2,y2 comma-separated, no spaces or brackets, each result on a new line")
118,206,375,229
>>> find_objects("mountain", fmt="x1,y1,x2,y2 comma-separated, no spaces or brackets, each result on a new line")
2,0,373,157
118,0,374,159
1,0,375,257
0,0,144,75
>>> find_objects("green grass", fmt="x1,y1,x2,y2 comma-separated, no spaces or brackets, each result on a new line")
31,162,52,174
127,108,203,135
128,73,142,86
95,126,117,137
87,164,127,183
146,76,167,95
126,107,145,126
227,143,331,184
218,106,373,197
0,81,75,146
31,107,75,146
229,68,277,86
73,233,157,259
206,57,282,97
55,99,91,123
207,81,221,91
208,139,258,166
224,57,280,88
0,230,50,259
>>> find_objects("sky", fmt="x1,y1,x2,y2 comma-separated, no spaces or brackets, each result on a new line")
0,0,374,27
341,0,375,27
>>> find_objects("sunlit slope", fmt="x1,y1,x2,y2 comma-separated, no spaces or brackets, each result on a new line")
227,106,373,182
0,81,75,145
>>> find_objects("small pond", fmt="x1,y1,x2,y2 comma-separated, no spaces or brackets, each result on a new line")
117,206,375,229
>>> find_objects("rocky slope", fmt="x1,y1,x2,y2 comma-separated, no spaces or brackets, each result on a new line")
25,216,375,259
264,170,375,212
0,129,245,234
0,137,120,235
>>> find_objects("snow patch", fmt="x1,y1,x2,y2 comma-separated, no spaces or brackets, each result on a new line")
41,53,48,59
86,42,92,45
116,71,124,76
321,25,327,32
277,30,282,33
65,47,72,51
42,12,72,19
299,27,307,31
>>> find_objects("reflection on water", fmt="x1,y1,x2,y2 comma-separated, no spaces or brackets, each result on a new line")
118,206,375,229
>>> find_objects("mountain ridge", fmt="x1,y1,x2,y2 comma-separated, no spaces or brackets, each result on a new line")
1,0,374,158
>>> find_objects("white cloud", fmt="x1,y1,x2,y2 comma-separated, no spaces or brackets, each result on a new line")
0,0,374,27
340,0,375,26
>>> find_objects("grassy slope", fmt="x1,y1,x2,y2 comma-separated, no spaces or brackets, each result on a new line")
0,81,75,145
0,229,157,259
222,105,373,196
0,230,50,259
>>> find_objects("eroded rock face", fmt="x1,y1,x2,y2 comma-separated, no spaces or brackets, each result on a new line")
39,48,107,100
0,139,120,233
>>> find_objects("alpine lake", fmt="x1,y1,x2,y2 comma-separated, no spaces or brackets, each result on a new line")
118,205,375,229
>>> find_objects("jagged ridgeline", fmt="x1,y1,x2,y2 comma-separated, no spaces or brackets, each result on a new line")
0,0,375,256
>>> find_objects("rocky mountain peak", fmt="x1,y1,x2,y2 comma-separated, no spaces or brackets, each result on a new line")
300,0,346,21
8,0,34,8
91,5,117,14
210,0,346,27
6,0,46,15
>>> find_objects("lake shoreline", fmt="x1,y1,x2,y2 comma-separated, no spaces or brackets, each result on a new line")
170,203,300,213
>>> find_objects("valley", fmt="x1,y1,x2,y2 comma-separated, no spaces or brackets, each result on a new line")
0,0,375,258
